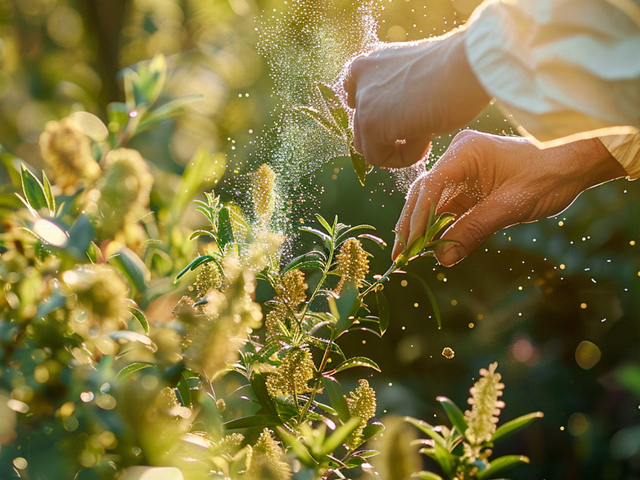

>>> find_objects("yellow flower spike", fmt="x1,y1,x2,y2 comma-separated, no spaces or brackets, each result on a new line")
463,362,505,461
347,379,377,448
252,163,277,229
194,262,222,299
275,269,308,308
336,238,370,293
246,428,292,480
265,348,315,398
39,118,101,193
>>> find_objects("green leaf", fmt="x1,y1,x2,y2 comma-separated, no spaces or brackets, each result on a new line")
376,291,389,335
418,445,456,479
437,397,468,436
176,372,192,407
282,251,326,274
115,362,154,380
412,472,444,480
315,214,333,234
293,105,344,138
169,147,225,226
333,280,360,336
21,164,48,212
476,455,530,480
405,417,448,450
277,427,317,468
315,82,349,131
492,412,544,443
174,254,221,282
358,233,387,248
41,171,55,214
128,306,149,334
321,376,350,423
408,273,441,329
189,229,215,241
299,226,332,245
136,94,203,134
350,148,368,186
66,214,95,259
360,421,385,443
108,247,150,294
318,416,363,456
250,373,279,418
333,357,381,374
223,414,282,429
217,207,235,250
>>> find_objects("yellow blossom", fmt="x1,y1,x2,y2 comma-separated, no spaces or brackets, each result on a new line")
347,379,377,448
464,362,505,461
266,348,315,398
39,117,100,192
246,428,291,480
336,238,369,292
194,261,222,299
275,269,307,308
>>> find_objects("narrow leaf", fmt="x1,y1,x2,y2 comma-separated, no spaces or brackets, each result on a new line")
492,412,544,443
437,396,468,436
176,373,192,407
476,455,530,480
321,376,350,423
41,171,55,214
115,362,154,380
333,357,381,374
350,148,368,186
409,273,441,329
277,427,317,468
360,421,385,443
315,214,333,234
108,247,150,293
21,164,48,211
251,373,279,418
376,291,389,335
334,280,360,336
128,306,149,334
223,414,281,429
217,207,234,250
318,416,363,456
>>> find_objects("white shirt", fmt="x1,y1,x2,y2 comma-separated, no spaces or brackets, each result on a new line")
464,0,640,178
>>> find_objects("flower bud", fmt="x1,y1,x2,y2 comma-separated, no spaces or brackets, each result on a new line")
266,348,314,398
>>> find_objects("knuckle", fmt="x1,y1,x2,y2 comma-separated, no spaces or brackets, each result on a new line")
460,217,489,246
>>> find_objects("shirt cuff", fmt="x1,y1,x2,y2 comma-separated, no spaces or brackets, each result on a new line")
599,134,640,180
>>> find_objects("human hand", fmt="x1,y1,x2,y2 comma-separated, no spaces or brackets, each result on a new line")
392,131,627,266
343,29,490,168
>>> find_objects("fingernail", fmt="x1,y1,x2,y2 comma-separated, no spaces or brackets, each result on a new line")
438,244,462,267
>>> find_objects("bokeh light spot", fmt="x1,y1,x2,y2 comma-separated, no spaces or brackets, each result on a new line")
568,412,589,436
575,340,601,370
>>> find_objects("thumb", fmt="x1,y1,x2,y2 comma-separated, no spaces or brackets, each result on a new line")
435,191,517,267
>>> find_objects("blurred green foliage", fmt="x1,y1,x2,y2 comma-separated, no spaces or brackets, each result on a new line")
1,0,640,479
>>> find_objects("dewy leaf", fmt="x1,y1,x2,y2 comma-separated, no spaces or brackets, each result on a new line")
217,207,235,250
223,414,282,429
334,280,360,336
21,164,48,212
315,82,350,131
293,105,344,139
108,247,150,294
492,412,544,443
409,273,442,329
475,455,530,480
376,291,389,335
321,376,350,423
360,420,385,443
350,147,368,186
128,306,149,335
437,396,468,436
176,372,192,407
41,171,56,214
66,214,95,260
318,416,363,456
115,362,154,380
333,357,381,374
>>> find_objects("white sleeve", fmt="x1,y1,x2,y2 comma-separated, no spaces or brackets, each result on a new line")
464,0,640,143
600,133,640,179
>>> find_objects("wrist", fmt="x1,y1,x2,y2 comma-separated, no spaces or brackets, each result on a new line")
555,138,627,190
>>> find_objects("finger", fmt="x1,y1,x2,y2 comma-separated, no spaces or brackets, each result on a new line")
435,191,517,267
343,56,364,109
364,136,431,169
